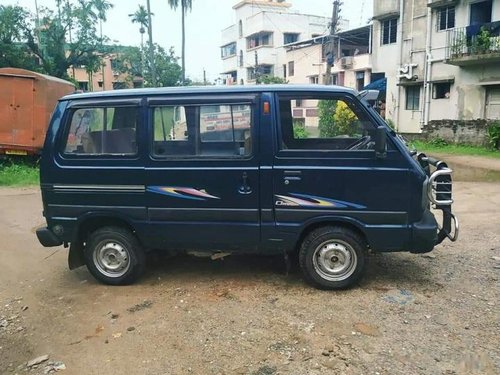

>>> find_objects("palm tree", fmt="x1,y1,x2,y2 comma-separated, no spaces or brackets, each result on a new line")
167,0,192,84
129,5,152,81
129,5,150,51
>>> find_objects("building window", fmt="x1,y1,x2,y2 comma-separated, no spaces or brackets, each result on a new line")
381,18,398,45
239,50,244,67
98,81,103,88
239,20,243,38
283,64,287,78
433,82,451,99
437,6,455,31
309,76,319,84
288,61,295,77
78,81,89,91
247,32,273,49
221,42,236,58
113,82,127,90
406,85,421,110
356,71,365,91
284,33,299,45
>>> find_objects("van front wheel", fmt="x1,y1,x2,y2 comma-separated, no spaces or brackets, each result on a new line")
84,226,145,285
299,226,366,289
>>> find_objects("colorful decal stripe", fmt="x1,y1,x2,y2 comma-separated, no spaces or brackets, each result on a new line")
275,193,366,209
147,186,220,201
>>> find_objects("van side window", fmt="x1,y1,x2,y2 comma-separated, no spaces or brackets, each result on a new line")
63,107,137,155
152,104,252,158
278,96,375,151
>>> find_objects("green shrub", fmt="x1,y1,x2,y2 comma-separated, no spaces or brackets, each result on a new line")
386,119,396,130
487,121,500,150
293,120,309,139
333,101,357,137
428,137,449,147
0,163,39,186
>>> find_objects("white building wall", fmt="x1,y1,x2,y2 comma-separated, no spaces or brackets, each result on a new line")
220,0,332,84
372,0,500,133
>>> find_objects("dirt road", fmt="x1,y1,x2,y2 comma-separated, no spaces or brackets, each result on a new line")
0,182,499,375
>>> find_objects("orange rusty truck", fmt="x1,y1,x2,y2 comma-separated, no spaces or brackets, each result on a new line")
0,68,75,156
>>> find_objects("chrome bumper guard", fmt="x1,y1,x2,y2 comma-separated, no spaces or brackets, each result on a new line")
418,154,459,244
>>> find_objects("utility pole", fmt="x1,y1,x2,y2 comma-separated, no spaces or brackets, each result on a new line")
203,69,207,86
324,0,341,85
34,0,43,61
146,0,157,86
254,50,259,84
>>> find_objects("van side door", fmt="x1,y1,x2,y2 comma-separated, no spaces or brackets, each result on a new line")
271,92,412,251
145,94,261,251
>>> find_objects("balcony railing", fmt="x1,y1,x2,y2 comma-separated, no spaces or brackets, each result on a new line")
446,21,500,66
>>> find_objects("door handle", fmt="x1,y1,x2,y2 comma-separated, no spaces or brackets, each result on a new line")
284,170,302,184
238,172,252,195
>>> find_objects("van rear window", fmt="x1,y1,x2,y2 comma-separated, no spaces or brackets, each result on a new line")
63,107,138,155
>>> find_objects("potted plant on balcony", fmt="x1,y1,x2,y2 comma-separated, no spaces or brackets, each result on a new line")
472,27,492,55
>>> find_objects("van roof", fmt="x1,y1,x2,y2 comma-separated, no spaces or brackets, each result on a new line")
61,84,357,101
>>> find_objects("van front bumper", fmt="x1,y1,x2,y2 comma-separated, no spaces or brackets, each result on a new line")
410,209,439,253
36,227,63,247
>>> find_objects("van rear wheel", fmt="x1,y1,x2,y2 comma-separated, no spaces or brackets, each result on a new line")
299,226,366,289
84,226,145,285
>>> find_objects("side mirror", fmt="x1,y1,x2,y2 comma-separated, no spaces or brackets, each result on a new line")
375,126,387,159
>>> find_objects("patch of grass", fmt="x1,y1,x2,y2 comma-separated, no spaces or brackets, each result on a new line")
412,141,500,159
0,163,39,186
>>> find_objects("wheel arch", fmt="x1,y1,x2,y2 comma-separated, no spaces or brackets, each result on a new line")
68,213,141,271
294,217,368,253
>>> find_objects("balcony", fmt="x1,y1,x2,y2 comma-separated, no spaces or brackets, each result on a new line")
445,21,500,66
427,0,458,9
373,0,399,20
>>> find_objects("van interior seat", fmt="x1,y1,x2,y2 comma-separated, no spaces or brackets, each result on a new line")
88,128,136,154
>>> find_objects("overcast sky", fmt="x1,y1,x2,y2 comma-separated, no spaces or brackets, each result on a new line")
6,0,373,81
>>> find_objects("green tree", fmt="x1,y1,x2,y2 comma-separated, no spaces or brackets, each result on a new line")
0,5,38,71
114,43,182,88
23,0,111,80
318,100,337,138
258,75,287,84
167,0,193,84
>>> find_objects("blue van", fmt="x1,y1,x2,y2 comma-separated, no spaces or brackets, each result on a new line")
36,85,458,289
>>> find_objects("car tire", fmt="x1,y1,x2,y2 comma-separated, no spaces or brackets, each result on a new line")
84,226,145,285
299,226,366,290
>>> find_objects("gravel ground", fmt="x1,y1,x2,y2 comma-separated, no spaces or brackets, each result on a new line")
0,180,498,375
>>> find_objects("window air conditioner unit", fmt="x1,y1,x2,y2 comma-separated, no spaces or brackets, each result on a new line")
341,56,353,68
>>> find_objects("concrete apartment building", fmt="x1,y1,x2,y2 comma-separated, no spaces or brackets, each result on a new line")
284,26,373,127
285,26,373,89
220,0,340,85
372,0,500,134
69,54,143,92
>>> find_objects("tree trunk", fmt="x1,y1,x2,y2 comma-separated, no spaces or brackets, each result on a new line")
141,32,145,81
181,2,186,85
100,20,105,91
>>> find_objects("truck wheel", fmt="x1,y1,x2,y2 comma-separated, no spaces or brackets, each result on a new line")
299,226,366,289
84,226,145,285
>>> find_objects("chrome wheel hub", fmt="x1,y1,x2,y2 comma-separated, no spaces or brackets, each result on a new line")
312,240,357,281
93,242,130,278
